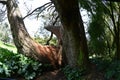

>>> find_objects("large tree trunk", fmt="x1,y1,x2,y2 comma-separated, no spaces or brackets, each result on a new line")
51,0,90,68
114,17,120,60
6,0,61,67
109,2,120,60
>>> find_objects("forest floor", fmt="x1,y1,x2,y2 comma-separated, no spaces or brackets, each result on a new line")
15,71,106,80
32,63,117,80
33,68,115,80
13,69,66,80
9,60,117,80
35,69,66,80
0,41,117,80
35,70,103,80
14,68,106,80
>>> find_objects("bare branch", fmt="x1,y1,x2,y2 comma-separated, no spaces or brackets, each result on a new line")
109,1,117,36
23,2,52,19
0,1,7,5
105,19,115,37
52,15,59,25
106,0,120,2
35,3,52,19
46,32,53,45
47,5,54,11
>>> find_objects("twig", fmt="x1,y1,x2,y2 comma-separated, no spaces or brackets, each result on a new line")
23,2,52,19
0,1,7,5
46,32,53,45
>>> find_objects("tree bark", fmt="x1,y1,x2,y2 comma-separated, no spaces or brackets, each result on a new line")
6,0,61,67
51,0,90,68
44,25,67,65
109,2,120,60
44,25,63,45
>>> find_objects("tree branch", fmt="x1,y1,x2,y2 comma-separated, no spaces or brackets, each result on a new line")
23,2,52,19
104,19,115,37
46,32,53,45
109,1,117,36
0,1,7,5
35,3,52,19
52,15,59,25
105,0,120,2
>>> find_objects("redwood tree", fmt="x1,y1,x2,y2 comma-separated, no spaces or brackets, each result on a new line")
0,0,62,67
51,0,90,69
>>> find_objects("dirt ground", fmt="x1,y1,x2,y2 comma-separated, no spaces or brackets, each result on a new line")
15,70,105,80
13,69,66,80
35,70,66,80
11,67,116,80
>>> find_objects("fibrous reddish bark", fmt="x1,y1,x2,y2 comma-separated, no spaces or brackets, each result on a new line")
44,25,67,65
6,0,62,67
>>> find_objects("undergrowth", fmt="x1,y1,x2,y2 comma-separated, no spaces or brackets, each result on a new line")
63,58,120,80
62,65,85,80
0,47,42,80
1,41,120,80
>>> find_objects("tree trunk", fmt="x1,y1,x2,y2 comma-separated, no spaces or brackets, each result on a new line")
6,0,61,67
51,0,90,68
44,25,63,45
114,16,120,60
44,25,67,65
109,2,120,60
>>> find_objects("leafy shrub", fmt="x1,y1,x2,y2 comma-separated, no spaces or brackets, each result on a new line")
91,58,120,80
62,65,85,80
90,58,110,71
0,47,42,80
105,60,120,80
